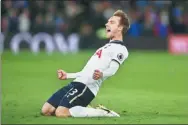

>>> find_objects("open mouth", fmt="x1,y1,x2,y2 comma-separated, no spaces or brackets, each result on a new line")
106,27,111,33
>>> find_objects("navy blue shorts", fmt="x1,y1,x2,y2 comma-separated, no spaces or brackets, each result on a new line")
47,82,95,108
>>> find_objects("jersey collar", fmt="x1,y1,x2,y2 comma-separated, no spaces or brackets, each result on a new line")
109,40,125,46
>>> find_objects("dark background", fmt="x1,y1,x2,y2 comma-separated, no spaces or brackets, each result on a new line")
1,0,188,51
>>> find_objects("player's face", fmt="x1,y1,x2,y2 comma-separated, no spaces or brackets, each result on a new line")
105,16,122,39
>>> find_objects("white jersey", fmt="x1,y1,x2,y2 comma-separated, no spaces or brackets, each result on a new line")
73,40,129,96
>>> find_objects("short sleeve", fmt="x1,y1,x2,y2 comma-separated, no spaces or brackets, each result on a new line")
111,46,128,65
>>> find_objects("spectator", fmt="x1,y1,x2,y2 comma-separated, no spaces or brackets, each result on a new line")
55,12,65,32
44,13,56,34
79,22,97,49
8,8,19,33
12,0,28,8
1,0,188,36
103,2,115,20
128,9,142,36
174,16,187,33
2,0,12,16
1,16,9,33
90,2,106,31
159,10,169,37
18,8,30,32
32,14,45,33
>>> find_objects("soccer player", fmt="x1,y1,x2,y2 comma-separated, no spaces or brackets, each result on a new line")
41,10,130,118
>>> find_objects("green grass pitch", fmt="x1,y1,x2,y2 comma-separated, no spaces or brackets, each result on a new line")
2,50,188,124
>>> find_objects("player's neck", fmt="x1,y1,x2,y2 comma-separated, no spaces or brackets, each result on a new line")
110,34,123,42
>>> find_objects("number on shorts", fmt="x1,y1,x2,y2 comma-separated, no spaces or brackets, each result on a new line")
67,88,78,98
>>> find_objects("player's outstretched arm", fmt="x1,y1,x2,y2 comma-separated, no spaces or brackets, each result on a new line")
57,69,82,80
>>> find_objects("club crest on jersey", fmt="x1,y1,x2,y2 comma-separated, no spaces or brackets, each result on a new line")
117,53,124,61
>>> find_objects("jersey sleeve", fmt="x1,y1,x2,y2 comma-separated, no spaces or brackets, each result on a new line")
111,46,128,65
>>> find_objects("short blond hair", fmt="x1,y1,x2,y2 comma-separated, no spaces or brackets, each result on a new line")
113,10,130,34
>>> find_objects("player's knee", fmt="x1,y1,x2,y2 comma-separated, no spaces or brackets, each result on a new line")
41,103,55,116
55,106,70,118
41,107,50,116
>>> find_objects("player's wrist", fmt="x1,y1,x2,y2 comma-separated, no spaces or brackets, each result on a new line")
66,73,71,79
66,73,78,79
100,72,103,78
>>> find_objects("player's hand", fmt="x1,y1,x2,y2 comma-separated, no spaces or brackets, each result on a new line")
93,70,103,80
57,69,67,80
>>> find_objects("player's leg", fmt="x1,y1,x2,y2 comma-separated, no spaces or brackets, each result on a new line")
54,82,119,117
68,89,120,117
55,82,94,117
69,105,120,117
56,105,119,118
41,102,56,116
55,106,71,117
41,83,74,116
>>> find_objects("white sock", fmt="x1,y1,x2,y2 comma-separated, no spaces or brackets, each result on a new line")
69,106,111,117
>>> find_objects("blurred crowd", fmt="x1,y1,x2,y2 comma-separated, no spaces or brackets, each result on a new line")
1,0,188,37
